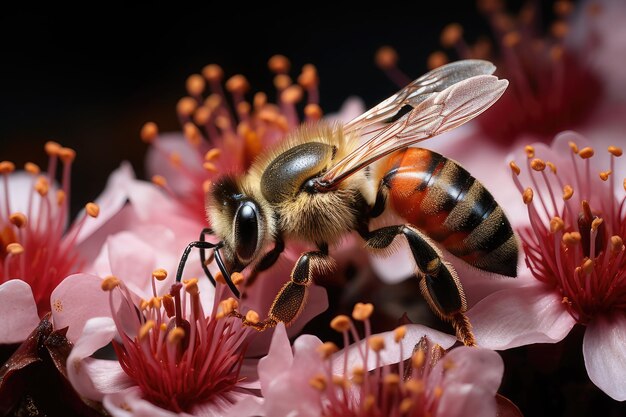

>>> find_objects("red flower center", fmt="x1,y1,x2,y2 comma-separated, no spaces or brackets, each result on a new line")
103,274,253,413
0,143,97,316
513,141,626,324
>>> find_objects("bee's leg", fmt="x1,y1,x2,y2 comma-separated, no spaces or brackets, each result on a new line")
176,228,241,298
241,239,285,298
230,250,333,331
176,239,217,285
198,228,217,286
361,224,475,346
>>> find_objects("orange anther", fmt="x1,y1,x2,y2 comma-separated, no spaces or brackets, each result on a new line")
186,74,206,96
58,147,76,163
427,51,448,70
9,212,27,228
101,276,120,291
177,97,197,117
85,202,100,218
140,122,159,143
330,315,351,332
202,64,224,82
579,147,594,159
152,268,168,281
375,46,398,70
352,302,374,321
441,23,463,47
6,243,24,255
523,187,533,204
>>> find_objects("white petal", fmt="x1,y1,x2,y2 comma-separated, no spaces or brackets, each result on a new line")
223,396,265,417
1,172,60,221
258,323,293,394
332,324,457,374
103,387,178,417
50,273,112,342
437,384,497,417
325,96,366,124
0,280,40,344
145,132,203,195
74,162,135,245
583,314,626,401
67,317,132,401
468,284,576,349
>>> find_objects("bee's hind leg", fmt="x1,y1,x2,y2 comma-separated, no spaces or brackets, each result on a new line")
361,224,475,346
230,250,334,331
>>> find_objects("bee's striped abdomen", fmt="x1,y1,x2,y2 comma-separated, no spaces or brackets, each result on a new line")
380,148,518,277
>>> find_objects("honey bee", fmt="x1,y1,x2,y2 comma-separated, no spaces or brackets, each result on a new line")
175,60,517,345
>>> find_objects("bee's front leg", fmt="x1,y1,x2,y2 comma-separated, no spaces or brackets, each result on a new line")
230,250,334,331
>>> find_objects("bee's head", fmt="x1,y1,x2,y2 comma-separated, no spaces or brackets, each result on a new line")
206,175,273,269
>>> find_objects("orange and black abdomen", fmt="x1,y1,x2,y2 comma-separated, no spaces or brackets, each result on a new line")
379,148,518,277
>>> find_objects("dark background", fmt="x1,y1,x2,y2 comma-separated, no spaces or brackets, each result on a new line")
8,3,619,417
0,3,530,215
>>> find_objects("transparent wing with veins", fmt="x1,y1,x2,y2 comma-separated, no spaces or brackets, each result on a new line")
317,60,508,189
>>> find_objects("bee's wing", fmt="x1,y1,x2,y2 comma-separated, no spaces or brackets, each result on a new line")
318,60,508,188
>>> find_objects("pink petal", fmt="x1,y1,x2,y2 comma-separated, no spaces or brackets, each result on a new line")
49,273,112,343
325,97,366,123
0,280,40,344
443,346,503,391
67,317,133,401
106,233,157,290
332,324,457,374
3,172,59,220
258,323,293,394
467,284,576,349
74,162,135,245
192,391,258,417
125,179,202,239
145,133,203,194
255,329,325,417
437,384,497,417
262,359,323,417
370,248,416,284
77,205,139,269
237,359,260,390
583,314,626,401
435,347,503,417
224,396,265,417
289,334,324,378
104,386,255,417
103,387,178,417
93,226,208,303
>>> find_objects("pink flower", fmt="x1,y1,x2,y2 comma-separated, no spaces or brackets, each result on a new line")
140,56,328,226
0,143,132,344
377,0,626,146
67,272,266,416
467,131,626,400
568,0,626,103
230,303,517,417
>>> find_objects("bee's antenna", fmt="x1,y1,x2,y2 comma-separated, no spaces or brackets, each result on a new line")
214,247,241,299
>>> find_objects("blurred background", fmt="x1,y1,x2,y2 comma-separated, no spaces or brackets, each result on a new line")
8,3,622,416
0,2,542,216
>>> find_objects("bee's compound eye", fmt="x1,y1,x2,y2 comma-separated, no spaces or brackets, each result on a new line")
234,201,259,263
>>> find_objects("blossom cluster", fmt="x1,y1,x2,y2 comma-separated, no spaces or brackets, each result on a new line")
1,1,626,416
